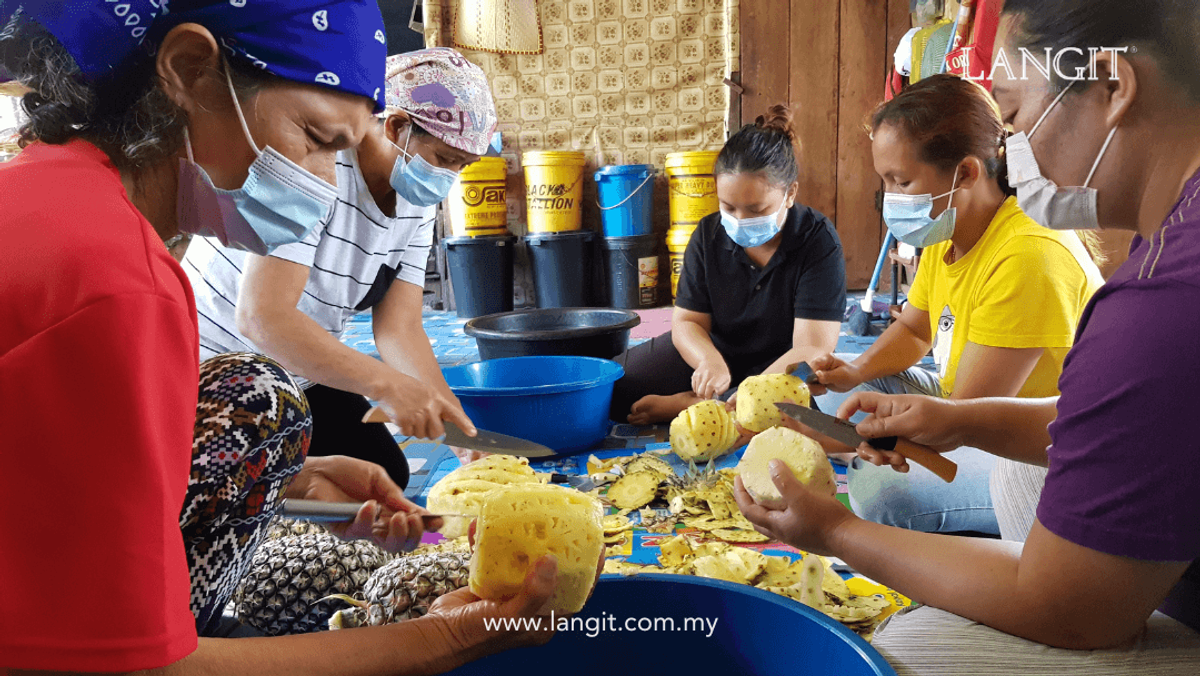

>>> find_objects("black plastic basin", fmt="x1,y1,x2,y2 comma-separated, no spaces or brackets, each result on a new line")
464,308,641,361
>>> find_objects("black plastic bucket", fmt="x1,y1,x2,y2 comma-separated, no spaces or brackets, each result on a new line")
442,234,517,319
599,233,658,308
525,230,594,308
464,308,641,360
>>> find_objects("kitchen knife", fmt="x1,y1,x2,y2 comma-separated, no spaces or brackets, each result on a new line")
784,361,821,385
550,473,597,492
774,402,958,483
280,499,468,524
362,406,556,458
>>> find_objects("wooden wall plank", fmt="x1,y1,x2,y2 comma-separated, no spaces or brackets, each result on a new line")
739,0,791,129
788,0,840,221
835,0,889,288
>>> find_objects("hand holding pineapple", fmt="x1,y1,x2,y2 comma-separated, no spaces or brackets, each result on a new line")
732,458,855,558
422,555,561,662
288,455,436,553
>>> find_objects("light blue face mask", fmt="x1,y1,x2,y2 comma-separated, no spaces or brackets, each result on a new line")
389,130,461,207
176,65,336,256
720,202,786,249
882,172,960,248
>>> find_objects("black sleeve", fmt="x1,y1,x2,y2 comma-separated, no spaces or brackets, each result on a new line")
673,218,712,314
793,216,847,322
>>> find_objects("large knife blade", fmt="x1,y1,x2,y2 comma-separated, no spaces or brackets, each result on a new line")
774,402,957,483
362,406,556,458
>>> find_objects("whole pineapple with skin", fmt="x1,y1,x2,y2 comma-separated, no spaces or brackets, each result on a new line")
328,552,470,629
234,532,390,635
264,516,332,540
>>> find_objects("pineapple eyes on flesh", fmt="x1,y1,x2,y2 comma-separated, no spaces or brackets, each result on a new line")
670,400,739,463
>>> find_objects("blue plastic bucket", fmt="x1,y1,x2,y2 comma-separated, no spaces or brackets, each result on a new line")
595,164,655,237
442,356,624,454
448,574,896,676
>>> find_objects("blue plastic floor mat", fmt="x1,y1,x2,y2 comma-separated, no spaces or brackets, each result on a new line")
338,300,910,501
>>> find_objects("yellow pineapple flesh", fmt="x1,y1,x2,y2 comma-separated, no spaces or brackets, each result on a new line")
735,426,836,501
734,373,812,433
469,484,604,614
669,399,740,462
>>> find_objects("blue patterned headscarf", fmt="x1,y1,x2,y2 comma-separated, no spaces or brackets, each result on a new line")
2,0,388,111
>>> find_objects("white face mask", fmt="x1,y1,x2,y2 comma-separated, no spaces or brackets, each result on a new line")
1005,81,1118,231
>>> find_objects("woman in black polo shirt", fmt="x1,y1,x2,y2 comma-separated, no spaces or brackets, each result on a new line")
611,106,846,424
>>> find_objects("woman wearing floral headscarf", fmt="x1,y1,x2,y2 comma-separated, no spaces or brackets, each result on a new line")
185,47,498,482
0,5,569,674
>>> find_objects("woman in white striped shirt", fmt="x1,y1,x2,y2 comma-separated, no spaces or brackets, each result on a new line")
183,48,499,487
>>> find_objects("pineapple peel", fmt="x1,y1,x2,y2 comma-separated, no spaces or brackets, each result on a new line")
734,373,812,432
470,484,604,614
669,400,740,462
735,427,836,501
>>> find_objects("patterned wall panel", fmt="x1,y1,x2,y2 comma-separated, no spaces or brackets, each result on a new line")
424,0,740,235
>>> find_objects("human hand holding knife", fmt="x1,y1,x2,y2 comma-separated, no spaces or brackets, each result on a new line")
774,402,958,483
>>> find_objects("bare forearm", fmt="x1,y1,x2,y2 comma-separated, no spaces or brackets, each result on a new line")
851,321,930,382
198,624,456,676
672,321,723,369
955,397,1056,466
832,520,1069,642
49,619,463,676
763,345,827,375
377,328,454,401
241,309,392,400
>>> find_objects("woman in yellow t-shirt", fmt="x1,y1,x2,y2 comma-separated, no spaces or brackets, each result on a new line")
809,74,1103,539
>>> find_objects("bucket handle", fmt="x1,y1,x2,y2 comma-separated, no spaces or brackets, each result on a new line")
597,171,657,211
668,182,717,199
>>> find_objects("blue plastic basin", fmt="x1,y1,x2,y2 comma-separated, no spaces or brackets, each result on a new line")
442,356,624,454
448,574,896,675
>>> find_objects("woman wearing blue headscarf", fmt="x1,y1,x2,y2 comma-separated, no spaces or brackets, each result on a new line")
0,2,569,673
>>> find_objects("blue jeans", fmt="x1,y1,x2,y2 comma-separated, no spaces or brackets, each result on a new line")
815,367,1000,536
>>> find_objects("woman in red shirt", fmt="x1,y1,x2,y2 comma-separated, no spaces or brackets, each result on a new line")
0,3,566,674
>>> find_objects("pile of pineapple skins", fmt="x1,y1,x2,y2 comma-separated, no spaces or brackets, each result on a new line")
585,371,905,639
228,373,901,640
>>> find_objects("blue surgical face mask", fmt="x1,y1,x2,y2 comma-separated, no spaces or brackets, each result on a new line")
176,64,336,256
882,172,960,248
389,130,460,207
720,201,787,249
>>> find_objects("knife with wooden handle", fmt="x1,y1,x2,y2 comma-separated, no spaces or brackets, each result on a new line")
774,402,958,483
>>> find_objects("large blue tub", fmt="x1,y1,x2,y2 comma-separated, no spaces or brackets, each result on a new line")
442,356,624,454
449,574,896,675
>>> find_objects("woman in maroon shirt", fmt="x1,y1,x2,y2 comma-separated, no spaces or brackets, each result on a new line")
735,1,1200,673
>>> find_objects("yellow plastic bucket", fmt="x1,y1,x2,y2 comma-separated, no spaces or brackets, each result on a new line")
448,157,509,237
523,150,586,233
665,150,721,229
667,225,696,300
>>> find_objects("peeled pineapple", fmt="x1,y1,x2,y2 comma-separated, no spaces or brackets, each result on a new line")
469,484,604,614
735,426,836,501
426,455,546,538
670,399,740,462
734,373,812,433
